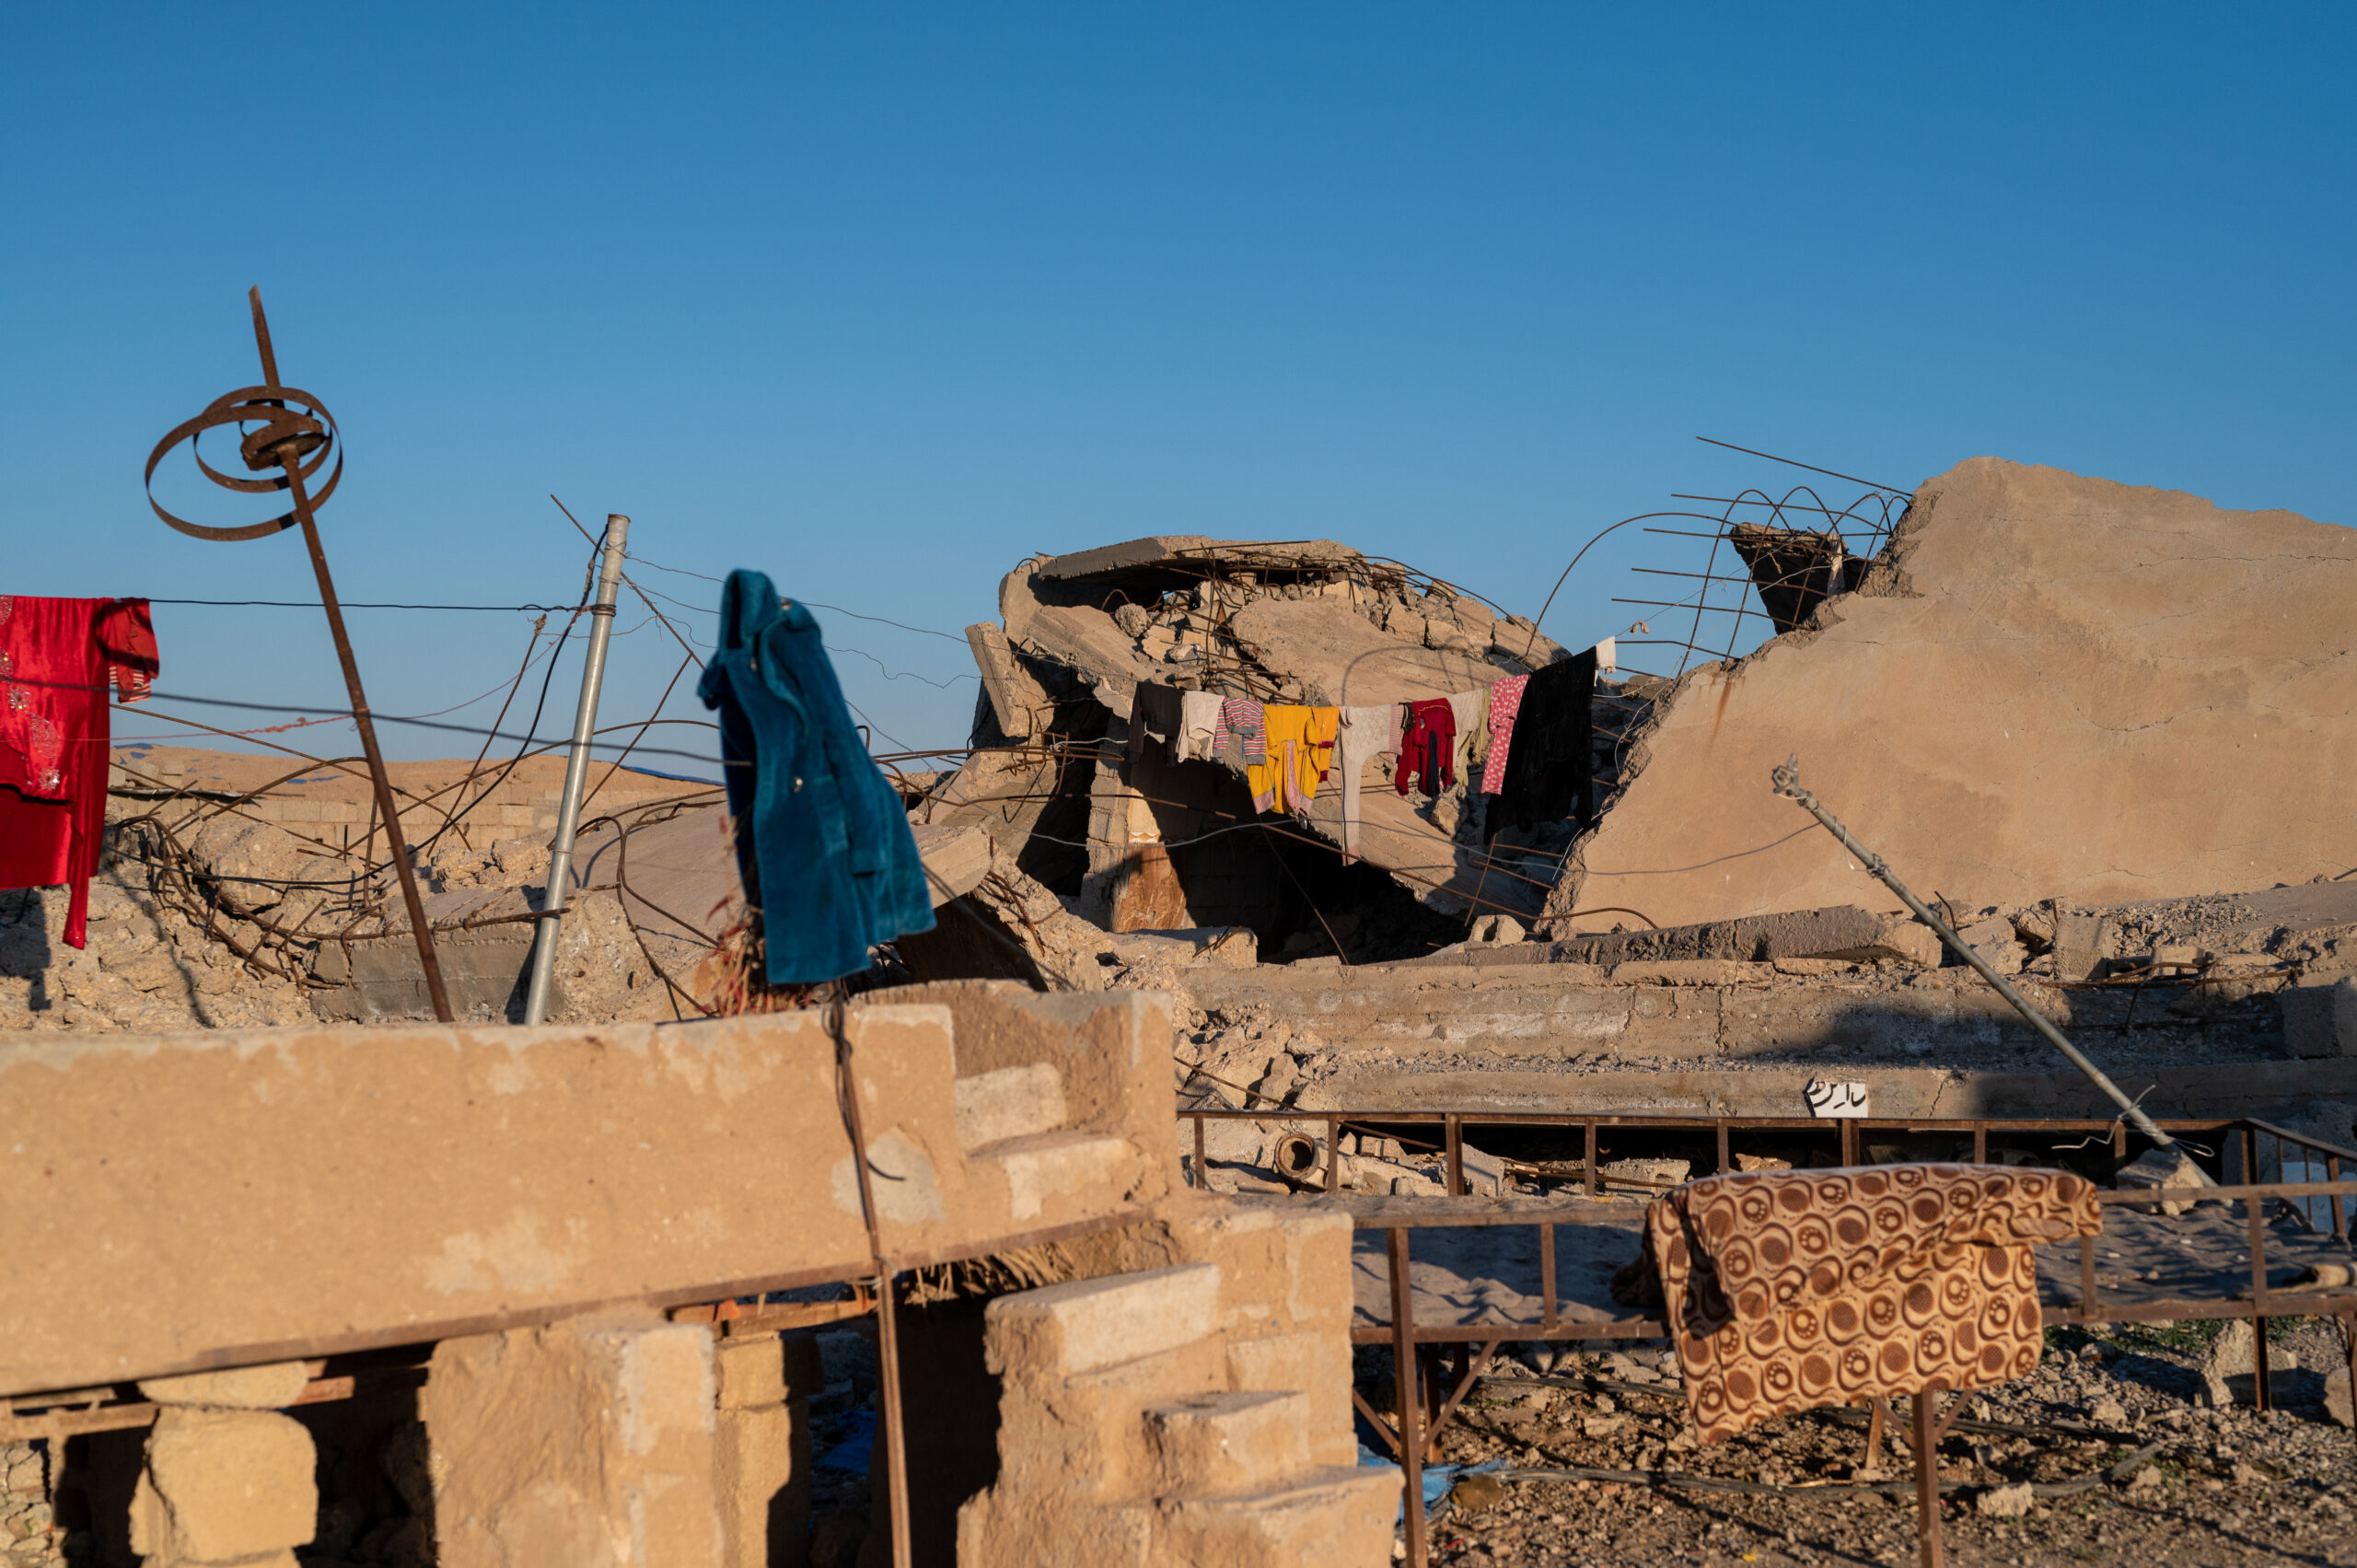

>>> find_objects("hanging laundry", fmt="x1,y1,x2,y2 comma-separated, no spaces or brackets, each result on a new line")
698,570,934,986
1479,673,1527,797
1177,689,1223,763
1127,681,1184,768
1251,704,1337,816
1335,703,1402,864
1394,698,1457,799
1213,695,1265,767
1446,687,1488,784
0,596,158,948
1486,648,1596,839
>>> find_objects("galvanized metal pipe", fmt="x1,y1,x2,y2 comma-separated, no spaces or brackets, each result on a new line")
523,515,630,1026
1771,754,2182,1154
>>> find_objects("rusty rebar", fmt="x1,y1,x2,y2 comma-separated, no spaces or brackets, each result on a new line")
145,288,453,1020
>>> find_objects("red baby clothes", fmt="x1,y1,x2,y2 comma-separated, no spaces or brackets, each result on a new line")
0,597,159,947
1394,698,1457,799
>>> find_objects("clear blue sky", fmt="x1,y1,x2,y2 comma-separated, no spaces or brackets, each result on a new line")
5,5,2350,766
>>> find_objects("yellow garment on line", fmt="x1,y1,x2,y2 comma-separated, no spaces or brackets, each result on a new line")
1250,704,1339,813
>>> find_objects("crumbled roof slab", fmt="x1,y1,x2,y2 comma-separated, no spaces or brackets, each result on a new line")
1548,458,2357,933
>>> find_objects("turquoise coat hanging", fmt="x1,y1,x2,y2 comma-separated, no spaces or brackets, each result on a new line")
698,569,935,985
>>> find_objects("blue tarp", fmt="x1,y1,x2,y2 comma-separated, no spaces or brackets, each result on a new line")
1357,1442,1505,1521
819,1410,876,1474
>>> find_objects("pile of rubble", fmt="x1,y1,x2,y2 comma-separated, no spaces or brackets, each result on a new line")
11,458,2357,1154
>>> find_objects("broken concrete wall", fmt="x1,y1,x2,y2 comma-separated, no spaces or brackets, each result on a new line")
1546,459,2357,935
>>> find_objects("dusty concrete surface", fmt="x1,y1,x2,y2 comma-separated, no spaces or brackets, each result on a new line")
0,991,1174,1396
1549,458,2357,935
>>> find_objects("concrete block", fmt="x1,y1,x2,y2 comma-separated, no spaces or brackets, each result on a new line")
714,1333,784,1411
966,621,1048,740
996,1336,1230,1504
138,1362,309,1410
714,1401,804,1568
1162,1464,1400,1568
1459,1143,1511,1197
2051,912,2113,983
983,1132,1142,1222
779,1332,826,1401
425,1318,722,1568
131,1408,316,1563
985,1264,1221,1381
308,928,536,1021
2282,978,2357,1058
954,1063,1068,1149
1225,1332,1354,1467
1145,1390,1314,1496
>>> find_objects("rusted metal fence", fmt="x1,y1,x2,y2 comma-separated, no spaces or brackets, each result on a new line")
1181,1106,2357,1568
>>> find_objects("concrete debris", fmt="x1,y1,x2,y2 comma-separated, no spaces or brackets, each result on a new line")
1976,1480,2036,1517
2194,1320,2304,1409
1548,459,2357,935
2116,1146,2212,1217
1415,903,1940,970
969,534,1604,936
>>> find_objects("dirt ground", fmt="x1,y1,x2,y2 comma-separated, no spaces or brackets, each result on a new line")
1377,1320,2357,1567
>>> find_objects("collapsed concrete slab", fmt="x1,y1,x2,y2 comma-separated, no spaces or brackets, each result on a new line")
924,536,1620,968
1545,458,2357,935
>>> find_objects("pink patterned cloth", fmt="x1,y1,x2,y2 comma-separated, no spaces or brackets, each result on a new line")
1212,697,1265,766
1479,674,1527,796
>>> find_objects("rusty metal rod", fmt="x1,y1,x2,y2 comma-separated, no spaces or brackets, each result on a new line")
829,993,912,1568
1388,1225,1426,1568
247,289,451,1022
1912,1391,1945,1568
1771,753,2185,1157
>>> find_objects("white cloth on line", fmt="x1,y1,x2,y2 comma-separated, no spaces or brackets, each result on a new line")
1177,689,1224,763
1446,687,1489,785
1336,703,1401,864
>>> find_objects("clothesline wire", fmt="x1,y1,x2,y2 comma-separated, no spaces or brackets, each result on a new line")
66,496,1703,935
144,598,579,611
542,495,970,693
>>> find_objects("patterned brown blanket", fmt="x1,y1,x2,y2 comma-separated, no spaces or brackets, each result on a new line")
1618,1164,2103,1442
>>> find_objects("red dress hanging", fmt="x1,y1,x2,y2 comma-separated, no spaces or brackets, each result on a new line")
0,597,159,947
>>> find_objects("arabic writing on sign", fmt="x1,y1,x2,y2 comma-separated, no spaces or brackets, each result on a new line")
1803,1079,1869,1120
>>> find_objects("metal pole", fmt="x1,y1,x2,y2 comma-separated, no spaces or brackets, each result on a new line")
522,514,630,1026
1388,1225,1426,1568
1771,754,2186,1155
1911,1391,1945,1568
248,289,453,1024
830,992,913,1568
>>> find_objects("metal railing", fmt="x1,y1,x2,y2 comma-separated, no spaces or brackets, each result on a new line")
1180,1106,2357,1568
